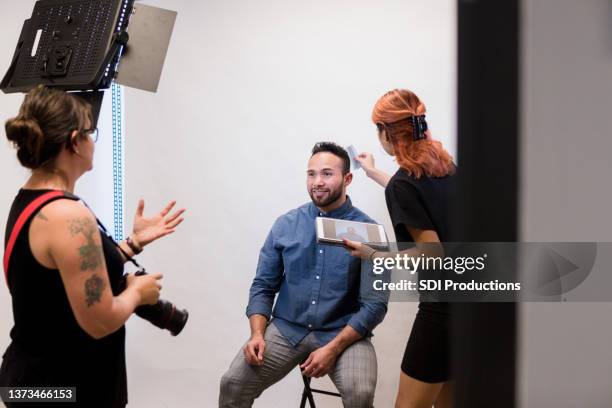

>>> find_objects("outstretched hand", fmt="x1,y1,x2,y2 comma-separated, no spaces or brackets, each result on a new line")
354,152,376,173
132,199,185,248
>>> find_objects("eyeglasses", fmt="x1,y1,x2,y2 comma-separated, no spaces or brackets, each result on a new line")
82,127,99,143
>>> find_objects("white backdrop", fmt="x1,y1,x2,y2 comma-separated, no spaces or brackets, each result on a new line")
0,1,456,407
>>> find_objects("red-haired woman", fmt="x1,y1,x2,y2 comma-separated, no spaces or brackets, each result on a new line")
344,89,456,408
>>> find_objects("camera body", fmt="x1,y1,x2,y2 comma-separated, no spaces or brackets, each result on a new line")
120,269,189,336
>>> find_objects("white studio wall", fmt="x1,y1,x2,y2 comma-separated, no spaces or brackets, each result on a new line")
0,1,456,407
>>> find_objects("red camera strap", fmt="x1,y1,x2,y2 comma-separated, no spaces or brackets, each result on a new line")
3,190,65,288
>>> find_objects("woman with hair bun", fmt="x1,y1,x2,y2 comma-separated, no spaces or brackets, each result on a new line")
343,89,456,408
0,86,185,407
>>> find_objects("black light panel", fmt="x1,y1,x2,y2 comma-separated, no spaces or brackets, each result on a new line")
1,0,134,93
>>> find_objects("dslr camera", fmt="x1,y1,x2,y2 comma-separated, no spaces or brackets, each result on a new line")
119,269,189,336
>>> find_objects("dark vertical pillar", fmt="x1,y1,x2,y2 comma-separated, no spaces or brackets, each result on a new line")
453,0,519,406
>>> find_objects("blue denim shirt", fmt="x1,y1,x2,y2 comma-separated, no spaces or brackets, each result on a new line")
246,197,388,347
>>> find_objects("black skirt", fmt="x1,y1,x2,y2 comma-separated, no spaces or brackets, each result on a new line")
401,306,451,383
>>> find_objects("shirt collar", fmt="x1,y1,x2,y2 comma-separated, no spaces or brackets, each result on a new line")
309,195,353,219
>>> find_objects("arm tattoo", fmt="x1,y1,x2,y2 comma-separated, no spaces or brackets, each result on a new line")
36,211,49,221
84,274,106,307
68,218,104,272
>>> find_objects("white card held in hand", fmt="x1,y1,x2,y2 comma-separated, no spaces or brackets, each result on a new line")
346,145,361,170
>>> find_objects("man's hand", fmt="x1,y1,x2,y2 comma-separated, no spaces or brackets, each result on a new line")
244,334,266,366
300,345,339,378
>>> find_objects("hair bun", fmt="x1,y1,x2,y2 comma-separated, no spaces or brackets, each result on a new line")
6,117,41,144
5,116,45,169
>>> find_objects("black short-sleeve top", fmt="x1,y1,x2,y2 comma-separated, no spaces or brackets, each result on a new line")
384,168,456,314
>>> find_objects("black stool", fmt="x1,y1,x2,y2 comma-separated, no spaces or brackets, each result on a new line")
299,373,342,408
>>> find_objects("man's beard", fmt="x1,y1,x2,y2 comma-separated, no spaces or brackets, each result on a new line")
309,186,343,208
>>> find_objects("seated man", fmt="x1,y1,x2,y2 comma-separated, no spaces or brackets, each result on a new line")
219,142,388,408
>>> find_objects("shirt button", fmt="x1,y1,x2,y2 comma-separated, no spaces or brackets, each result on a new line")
319,249,323,254
312,300,316,305
315,275,320,280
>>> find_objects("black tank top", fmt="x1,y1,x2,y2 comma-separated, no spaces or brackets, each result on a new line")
0,189,127,407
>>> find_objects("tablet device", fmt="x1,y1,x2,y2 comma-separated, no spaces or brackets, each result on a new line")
316,217,388,250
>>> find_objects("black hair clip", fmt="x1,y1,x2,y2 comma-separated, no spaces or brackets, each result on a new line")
376,115,428,141
410,115,428,141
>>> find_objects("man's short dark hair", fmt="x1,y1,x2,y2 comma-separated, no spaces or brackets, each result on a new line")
311,142,350,175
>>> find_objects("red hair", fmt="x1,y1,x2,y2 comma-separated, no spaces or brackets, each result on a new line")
372,89,455,178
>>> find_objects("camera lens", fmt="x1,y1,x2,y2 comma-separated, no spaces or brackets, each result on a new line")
134,300,189,336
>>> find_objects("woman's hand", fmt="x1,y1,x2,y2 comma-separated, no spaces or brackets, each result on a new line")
342,238,376,260
126,272,163,306
354,152,376,174
131,199,185,248
354,152,391,187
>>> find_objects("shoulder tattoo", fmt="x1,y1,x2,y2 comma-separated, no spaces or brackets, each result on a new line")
68,218,104,272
